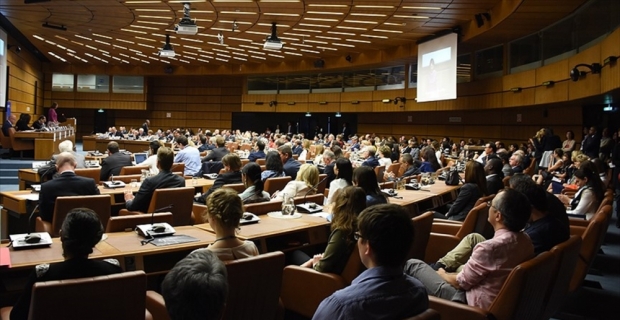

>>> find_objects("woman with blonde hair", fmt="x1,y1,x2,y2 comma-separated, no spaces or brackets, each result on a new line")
299,186,367,273
272,163,319,201
299,139,311,161
201,188,259,260
313,144,325,165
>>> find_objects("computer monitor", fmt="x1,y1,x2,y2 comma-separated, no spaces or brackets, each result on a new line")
134,153,148,164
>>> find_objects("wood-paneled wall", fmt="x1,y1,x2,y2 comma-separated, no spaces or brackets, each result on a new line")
1,35,44,121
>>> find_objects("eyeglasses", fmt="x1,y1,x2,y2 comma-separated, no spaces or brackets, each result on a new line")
354,232,362,241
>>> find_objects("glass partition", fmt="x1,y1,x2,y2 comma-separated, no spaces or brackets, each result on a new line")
112,76,144,94
51,73,74,92
77,74,110,93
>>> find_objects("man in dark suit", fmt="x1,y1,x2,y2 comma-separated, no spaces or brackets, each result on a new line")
2,114,16,136
484,158,505,195
39,152,101,223
509,154,524,174
124,147,185,212
196,153,243,203
322,150,336,185
341,122,351,141
248,140,266,162
142,119,150,134
202,136,229,162
100,141,132,181
279,145,301,180
581,126,600,159
360,146,380,168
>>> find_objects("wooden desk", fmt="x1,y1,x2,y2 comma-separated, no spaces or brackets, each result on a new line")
13,128,75,160
389,190,438,217
195,215,330,253
82,136,172,154
17,169,39,190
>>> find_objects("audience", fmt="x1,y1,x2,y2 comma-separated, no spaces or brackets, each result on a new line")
202,136,229,162
197,153,243,203
140,140,164,175
11,208,122,320
272,163,319,201
406,189,534,310
435,161,488,221
353,166,388,207
261,150,286,181
278,145,301,180
161,250,228,320
322,150,336,185
174,135,201,176
359,146,379,168
247,140,266,162
558,166,604,220
239,162,270,203
313,204,428,319
420,147,441,173
199,188,259,260
325,158,353,206
100,141,133,181
125,147,185,212
484,157,504,195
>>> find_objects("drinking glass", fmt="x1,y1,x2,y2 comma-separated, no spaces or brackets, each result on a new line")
130,179,138,188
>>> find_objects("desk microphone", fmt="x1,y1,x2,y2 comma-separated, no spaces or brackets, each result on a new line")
24,204,42,243
297,176,328,213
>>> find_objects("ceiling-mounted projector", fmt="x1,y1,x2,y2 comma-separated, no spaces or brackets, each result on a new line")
264,22,283,50
159,34,175,58
175,2,198,35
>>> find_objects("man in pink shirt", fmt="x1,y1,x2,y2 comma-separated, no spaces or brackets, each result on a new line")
404,189,534,310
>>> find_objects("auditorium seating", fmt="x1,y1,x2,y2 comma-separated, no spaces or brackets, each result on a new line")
75,168,101,184
120,165,150,175
36,195,112,237
408,211,434,261
105,212,174,233
7,128,34,158
119,187,194,227
264,176,291,195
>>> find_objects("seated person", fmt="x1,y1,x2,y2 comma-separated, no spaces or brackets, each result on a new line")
272,163,319,201
197,188,259,260
298,186,367,274
162,250,228,320
359,146,379,168
377,145,393,167
434,161,488,221
509,152,525,174
196,153,243,203
247,140,266,162
261,150,286,181
313,204,428,320
239,162,270,204
140,140,165,175
124,147,185,212
32,115,47,130
173,135,201,176
325,158,353,206
54,140,86,169
405,189,534,310
279,145,301,180
419,147,441,173
386,153,418,181
557,167,604,220
484,158,504,195
10,208,122,320
353,166,388,207
510,176,569,254
15,113,33,131
38,152,100,223
202,136,229,162
100,141,133,181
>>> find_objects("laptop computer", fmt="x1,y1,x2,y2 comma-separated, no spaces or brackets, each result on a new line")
134,153,148,164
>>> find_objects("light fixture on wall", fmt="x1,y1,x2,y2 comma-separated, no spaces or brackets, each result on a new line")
394,97,407,105
7,44,21,53
287,101,295,105
603,56,618,66
305,112,311,117
319,101,328,105
335,112,342,117
269,100,277,107
570,63,602,82
382,99,391,103
351,100,360,104
510,87,522,92
97,109,105,113
542,81,555,87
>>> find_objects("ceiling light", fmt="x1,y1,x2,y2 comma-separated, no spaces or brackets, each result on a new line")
403,6,443,10
306,11,344,15
349,13,386,17
307,4,347,7
264,13,300,16
372,29,403,33
354,5,394,9
344,20,378,24
393,15,429,19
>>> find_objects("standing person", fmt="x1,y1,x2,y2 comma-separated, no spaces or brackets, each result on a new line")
99,141,132,181
313,204,428,320
581,126,600,159
341,122,351,141
124,147,185,212
10,208,122,320
141,119,150,135
47,102,59,126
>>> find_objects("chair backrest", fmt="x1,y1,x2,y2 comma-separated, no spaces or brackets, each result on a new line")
244,200,283,215
0,128,12,149
569,205,612,292
256,158,266,165
28,271,146,320
339,244,366,285
402,309,441,320
294,194,324,205
542,235,582,319
241,158,250,168
379,181,395,189
75,168,101,184
222,252,285,320
455,202,490,240
171,162,185,174
264,176,291,195
222,183,245,193
488,251,557,320
119,165,150,175
408,211,434,261
386,162,401,176
108,174,142,183
50,195,112,237
146,187,195,226
240,144,252,151
316,173,328,194
374,165,386,183
105,212,174,233
523,157,536,176
502,176,511,187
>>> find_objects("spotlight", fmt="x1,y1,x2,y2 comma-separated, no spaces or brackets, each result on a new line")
268,101,277,107
510,87,522,93
345,55,352,62
542,81,555,87
382,99,391,103
474,14,484,27
42,22,67,31
335,112,342,118
7,45,21,53
570,63,602,82
305,112,312,117
232,20,239,32
603,56,618,65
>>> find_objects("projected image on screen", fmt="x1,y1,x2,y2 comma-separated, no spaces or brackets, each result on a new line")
417,33,457,102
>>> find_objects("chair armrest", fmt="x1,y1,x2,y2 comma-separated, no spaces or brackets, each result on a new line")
35,217,52,234
428,296,489,320
569,218,589,228
570,225,586,237
119,209,143,216
145,291,170,320
280,266,347,319
431,222,462,235
425,233,461,264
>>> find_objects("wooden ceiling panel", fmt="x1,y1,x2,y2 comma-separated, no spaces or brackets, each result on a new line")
1,0,589,68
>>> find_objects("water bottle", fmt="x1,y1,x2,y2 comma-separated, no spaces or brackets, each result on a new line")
281,193,296,216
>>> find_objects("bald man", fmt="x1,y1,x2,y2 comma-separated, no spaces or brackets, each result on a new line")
2,114,16,136
38,152,100,223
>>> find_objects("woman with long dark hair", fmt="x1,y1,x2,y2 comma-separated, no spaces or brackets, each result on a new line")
353,166,388,207
326,158,353,205
435,161,488,221
261,150,285,181
420,147,441,172
239,162,270,204
559,166,604,220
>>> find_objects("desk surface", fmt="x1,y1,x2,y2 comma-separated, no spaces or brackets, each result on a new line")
195,214,330,240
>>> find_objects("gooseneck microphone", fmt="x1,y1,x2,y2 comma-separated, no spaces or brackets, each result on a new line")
297,176,328,213
24,204,42,243
151,204,174,227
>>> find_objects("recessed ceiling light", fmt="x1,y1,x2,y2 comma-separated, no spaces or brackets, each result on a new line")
393,15,429,19
134,9,170,12
316,46,337,51
307,4,347,7
372,29,403,33
220,11,256,15
264,13,300,16
361,34,388,39
331,43,355,47
306,11,344,15
344,20,378,24
402,6,443,10
283,52,302,56
327,31,355,36
346,39,371,43
354,5,394,9
304,17,338,22
336,26,367,31
349,13,386,17
293,28,322,33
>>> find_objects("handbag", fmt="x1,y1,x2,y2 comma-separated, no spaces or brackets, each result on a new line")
445,168,460,186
